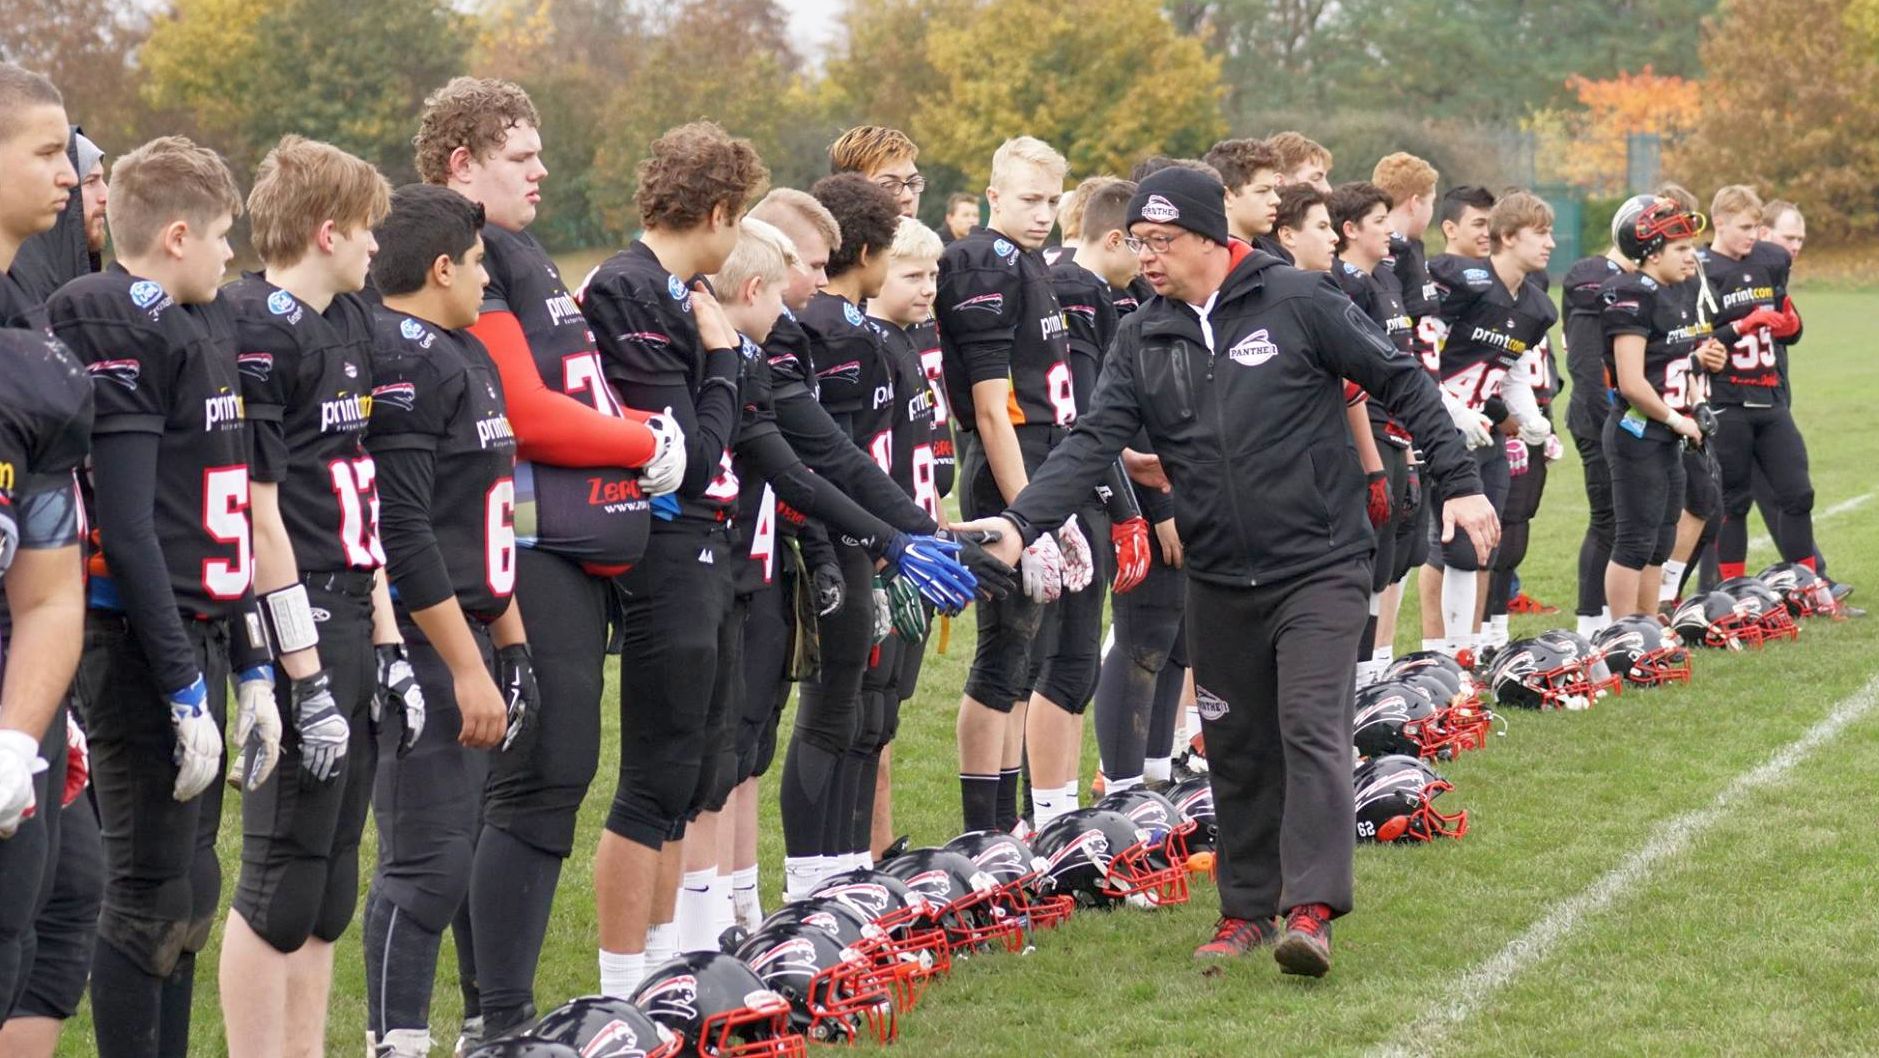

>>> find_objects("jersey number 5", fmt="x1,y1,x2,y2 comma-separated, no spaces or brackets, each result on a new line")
202,465,253,600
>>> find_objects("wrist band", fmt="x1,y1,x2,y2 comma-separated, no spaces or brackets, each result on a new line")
262,583,321,655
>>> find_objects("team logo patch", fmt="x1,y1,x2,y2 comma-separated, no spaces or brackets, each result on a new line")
1462,267,1491,285
578,1017,652,1057
739,336,762,360
344,362,359,378
1196,683,1229,721
1226,329,1279,367
817,359,863,386
667,275,693,311
267,290,297,316
399,318,426,342
86,358,142,390
619,330,671,347
843,301,864,326
236,352,274,381
993,238,1018,260
636,974,698,1023
1139,194,1181,223
952,292,1004,314
129,280,164,309
372,382,417,410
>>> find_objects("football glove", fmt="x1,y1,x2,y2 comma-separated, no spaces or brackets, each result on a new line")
1516,416,1553,448
1021,533,1064,604
637,406,687,496
870,577,892,645
887,573,928,641
166,674,221,802
229,664,281,791
1733,306,1785,340
1543,433,1565,463
939,528,1016,600
1110,516,1151,595
881,534,977,614
375,644,427,758
1403,461,1423,518
1771,295,1802,340
0,730,41,838
1444,391,1494,448
291,671,349,783
496,644,538,753
1366,471,1392,529
1058,516,1094,593
812,561,845,618
63,714,88,808
1505,436,1531,475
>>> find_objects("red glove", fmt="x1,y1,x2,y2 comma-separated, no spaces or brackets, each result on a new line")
1110,516,1151,595
1366,471,1391,529
63,714,88,808
1734,306,1785,339
1770,295,1802,340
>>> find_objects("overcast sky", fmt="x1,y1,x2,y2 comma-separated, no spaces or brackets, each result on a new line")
778,0,842,66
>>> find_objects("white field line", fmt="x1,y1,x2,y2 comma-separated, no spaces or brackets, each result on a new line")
1747,492,1873,556
1365,670,1879,1058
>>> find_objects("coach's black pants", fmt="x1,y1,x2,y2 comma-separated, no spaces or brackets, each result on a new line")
1714,402,1816,566
1187,560,1369,921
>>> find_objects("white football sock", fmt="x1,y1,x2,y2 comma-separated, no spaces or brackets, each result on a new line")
1373,645,1394,666
1576,613,1603,637
1106,773,1145,793
1421,637,1446,654
783,856,825,901
732,865,763,931
1660,560,1686,602
599,949,646,999
645,921,677,967
676,870,719,953
1442,568,1479,650
1144,756,1173,784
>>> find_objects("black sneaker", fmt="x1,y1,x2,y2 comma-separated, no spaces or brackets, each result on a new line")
1274,903,1334,977
1194,916,1280,958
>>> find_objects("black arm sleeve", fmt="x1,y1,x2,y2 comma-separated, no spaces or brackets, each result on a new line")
1097,459,1143,522
735,426,914,552
797,517,838,571
372,446,456,611
676,347,742,495
771,380,935,534
91,431,199,693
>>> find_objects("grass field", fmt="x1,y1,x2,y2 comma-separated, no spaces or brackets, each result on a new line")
56,285,1879,1056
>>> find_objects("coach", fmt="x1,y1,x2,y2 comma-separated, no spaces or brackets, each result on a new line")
956,167,1496,977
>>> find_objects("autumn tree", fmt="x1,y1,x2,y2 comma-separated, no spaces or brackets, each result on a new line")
1671,0,1879,240
916,0,1225,185
1528,67,1703,194
0,0,153,152
141,0,470,180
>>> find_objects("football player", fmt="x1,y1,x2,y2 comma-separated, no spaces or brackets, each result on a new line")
1702,185,1816,585
218,136,394,1058
45,137,256,1058
1202,138,1283,247
0,65,78,324
1424,192,1557,660
1330,181,1422,685
942,192,979,244
407,78,679,1044
937,136,1077,834
1644,182,1720,608
1368,153,1439,674
1560,208,1638,635
1034,177,1150,827
1598,196,1723,616
359,184,526,1058
1266,130,1334,192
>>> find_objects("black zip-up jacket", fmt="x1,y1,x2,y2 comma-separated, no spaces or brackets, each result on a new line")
1005,246,1482,588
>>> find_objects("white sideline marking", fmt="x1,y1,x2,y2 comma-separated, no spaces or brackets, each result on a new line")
1748,492,1872,556
1366,671,1879,1058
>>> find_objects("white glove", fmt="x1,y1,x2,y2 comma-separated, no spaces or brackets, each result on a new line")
229,665,282,791
1444,391,1494,448
871,579,892,645
166,676,222,802
1058,516,1094,593
637,406,687,496
292,672,349,783
1021,533,1065,604
1516,416,1552,447
0,730,42,838
1543,433,1565,463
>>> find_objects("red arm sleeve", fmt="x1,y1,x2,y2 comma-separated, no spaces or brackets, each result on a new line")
469,310,656,468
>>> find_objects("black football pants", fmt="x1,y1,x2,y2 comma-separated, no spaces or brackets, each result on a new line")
1714,403,1816,566
1574,429,1615,617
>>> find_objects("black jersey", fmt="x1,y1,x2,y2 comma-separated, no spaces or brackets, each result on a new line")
1429,254,1559,413
483,225,649,571
1334,257,1415,447
800,291,898,456
584,241,741,527
1389,235,1444,375
224,276,381,574
1599,271,1713,442
1700,241,1796,404
875,320,943,522
47,266,252,617
366,308,517,620
935,228,1074,432
0,327,92,565
905,318,953,499
1562,255,1627,439
0,273,38,329
731,332,782,594
1113,276,1151,318
1047,258,1119,415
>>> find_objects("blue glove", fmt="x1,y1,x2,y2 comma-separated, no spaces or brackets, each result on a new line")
882,534,976,614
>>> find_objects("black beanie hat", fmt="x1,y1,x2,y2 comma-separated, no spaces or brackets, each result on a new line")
1126,167,1230,246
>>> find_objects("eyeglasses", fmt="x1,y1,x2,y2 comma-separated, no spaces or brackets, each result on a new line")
1125,231,1190,256
874,175,927,196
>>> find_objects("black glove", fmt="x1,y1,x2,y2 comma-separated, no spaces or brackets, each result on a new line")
812,561,845,617
1403,459,1423,518
940,528,1016,600
495,645,538,753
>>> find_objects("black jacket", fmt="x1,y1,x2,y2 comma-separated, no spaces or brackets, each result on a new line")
1006,246,1482,588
